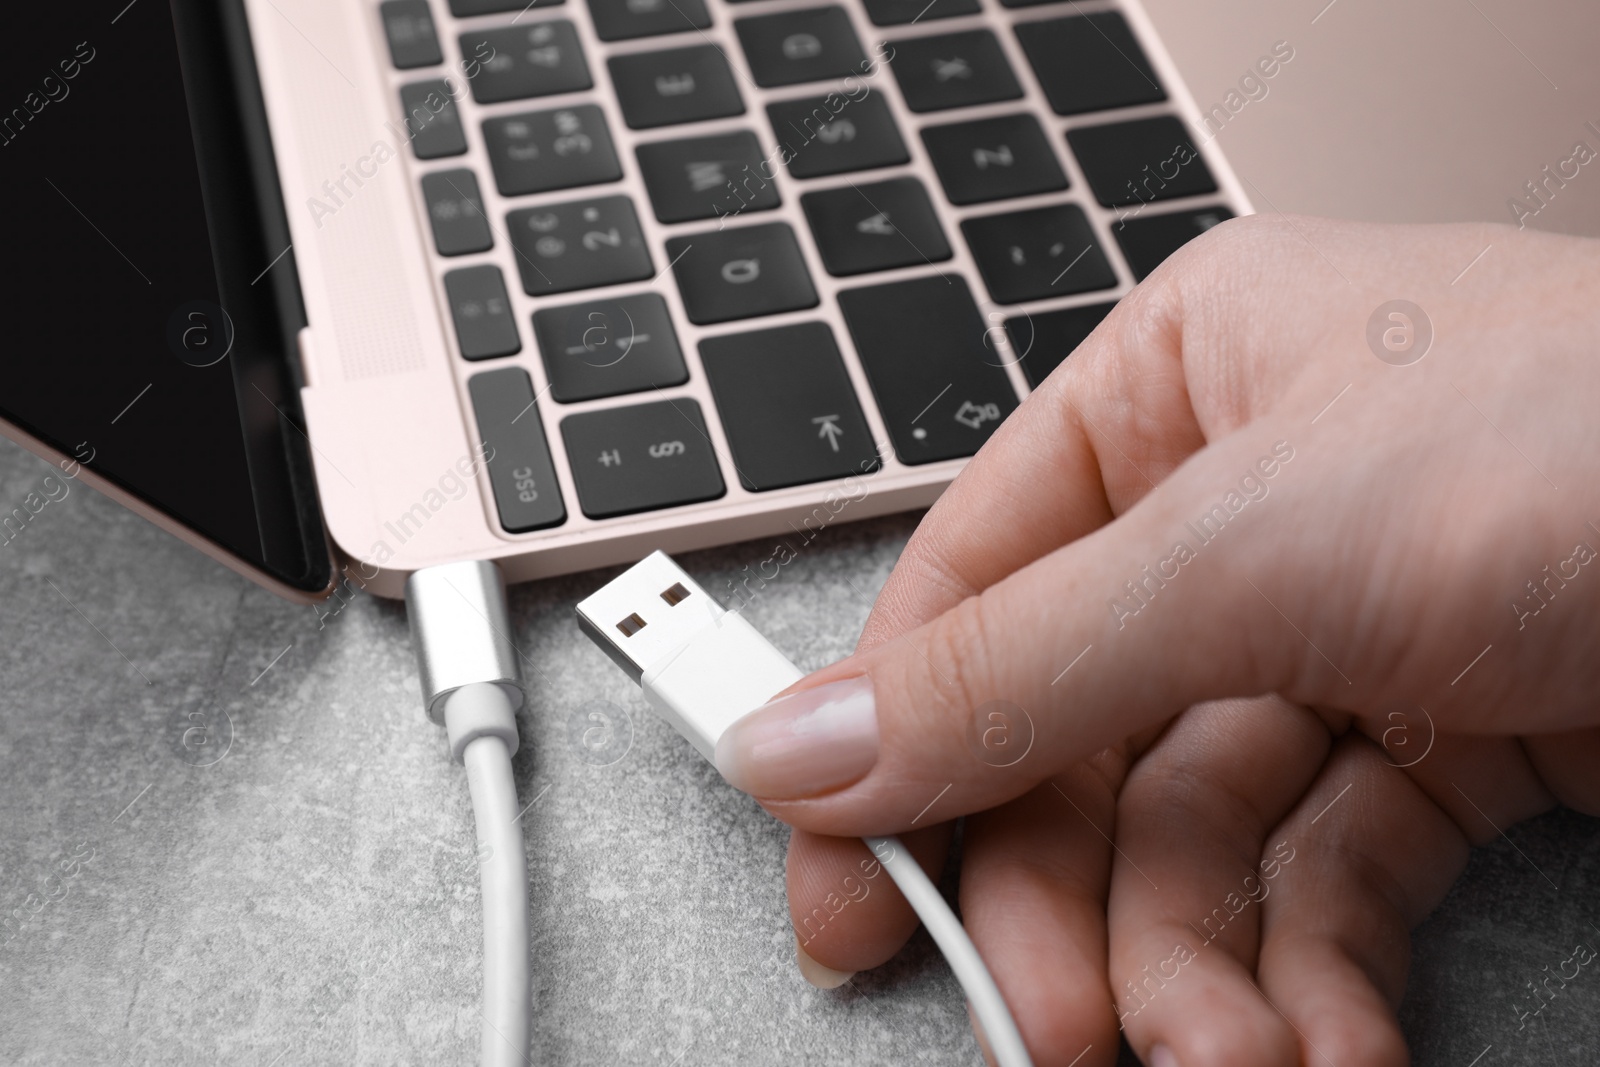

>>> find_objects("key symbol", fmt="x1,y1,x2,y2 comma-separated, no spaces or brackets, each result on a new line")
655,73,695,96
973,145,1013,169
554,133,592,156
583,228,622,251
648,440,686,458
954,401,1001,429
782,33,822,59
856,212,894,236
686,161,727,191
598,449,622,467
812,415,843,452
721,258,761,284
933,57,971,81
816,120,855,144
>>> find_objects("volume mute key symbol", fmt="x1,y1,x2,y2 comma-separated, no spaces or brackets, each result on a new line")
812,414,843,452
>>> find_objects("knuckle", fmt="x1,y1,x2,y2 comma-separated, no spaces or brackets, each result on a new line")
859,538,981,652
913,592,1008,734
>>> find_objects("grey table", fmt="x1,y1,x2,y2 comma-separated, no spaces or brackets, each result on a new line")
1,434,1597,1066
7,0,1600,1061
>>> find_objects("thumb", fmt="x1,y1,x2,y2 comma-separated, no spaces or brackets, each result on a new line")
713,429,1321,837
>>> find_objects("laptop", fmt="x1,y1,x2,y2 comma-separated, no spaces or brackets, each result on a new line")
0,0,1248,603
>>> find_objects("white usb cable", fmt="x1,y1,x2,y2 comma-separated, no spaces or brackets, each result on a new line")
578,551,1034,1067
407,561,531,1067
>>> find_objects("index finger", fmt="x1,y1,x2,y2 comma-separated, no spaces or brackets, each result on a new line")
856,247,1204,652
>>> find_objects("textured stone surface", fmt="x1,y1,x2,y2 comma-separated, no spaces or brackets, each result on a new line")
0,433,1596,1066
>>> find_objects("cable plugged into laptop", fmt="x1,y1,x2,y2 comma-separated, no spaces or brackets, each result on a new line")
399,551,1029,1066
405,560,531,1067
578,551,1034,1067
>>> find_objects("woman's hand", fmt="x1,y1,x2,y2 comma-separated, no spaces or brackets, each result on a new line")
717,216,1600,1064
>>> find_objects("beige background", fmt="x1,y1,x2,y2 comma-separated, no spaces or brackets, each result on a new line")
1147,0,1600,236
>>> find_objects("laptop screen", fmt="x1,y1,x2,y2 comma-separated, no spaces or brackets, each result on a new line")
0,1,329,593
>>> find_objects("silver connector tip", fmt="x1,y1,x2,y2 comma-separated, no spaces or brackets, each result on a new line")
406,559,524,724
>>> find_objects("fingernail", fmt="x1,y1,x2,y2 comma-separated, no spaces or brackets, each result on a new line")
714,675,878,798
1150,1044,1180,1067
795,935,854,989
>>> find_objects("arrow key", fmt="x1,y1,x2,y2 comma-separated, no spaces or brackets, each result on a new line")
800,177,951,277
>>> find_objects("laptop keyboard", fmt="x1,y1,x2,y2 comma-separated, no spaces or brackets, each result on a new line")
380,0,1238,533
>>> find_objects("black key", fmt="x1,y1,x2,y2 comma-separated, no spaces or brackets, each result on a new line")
588,0,710,42
665,223,818,324
561,399,726,517
609,46,745,129
420,169,494,256
800,177,950,276
863,0,979,27
838,276,1018,464
921,113,1067,205
532,293,688,401
1067,116,1216,208
399,80,468,159
701,323,881,491
961,204,1117,304
381,0,443,69
636,131,780,224
887,31,1022,113
468,368,567,532
483,105,621,196
450,0,562,15
1113,206,1233,281
444,265,522,360
1005,301,1115,388
507,195,653,296
766,93,909,178
734,7,868,88
1015,13,1165,116
461,22,590,104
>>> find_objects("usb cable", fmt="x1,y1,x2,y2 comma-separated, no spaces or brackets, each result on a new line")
578,551,1033,1067
406,560,531,1067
